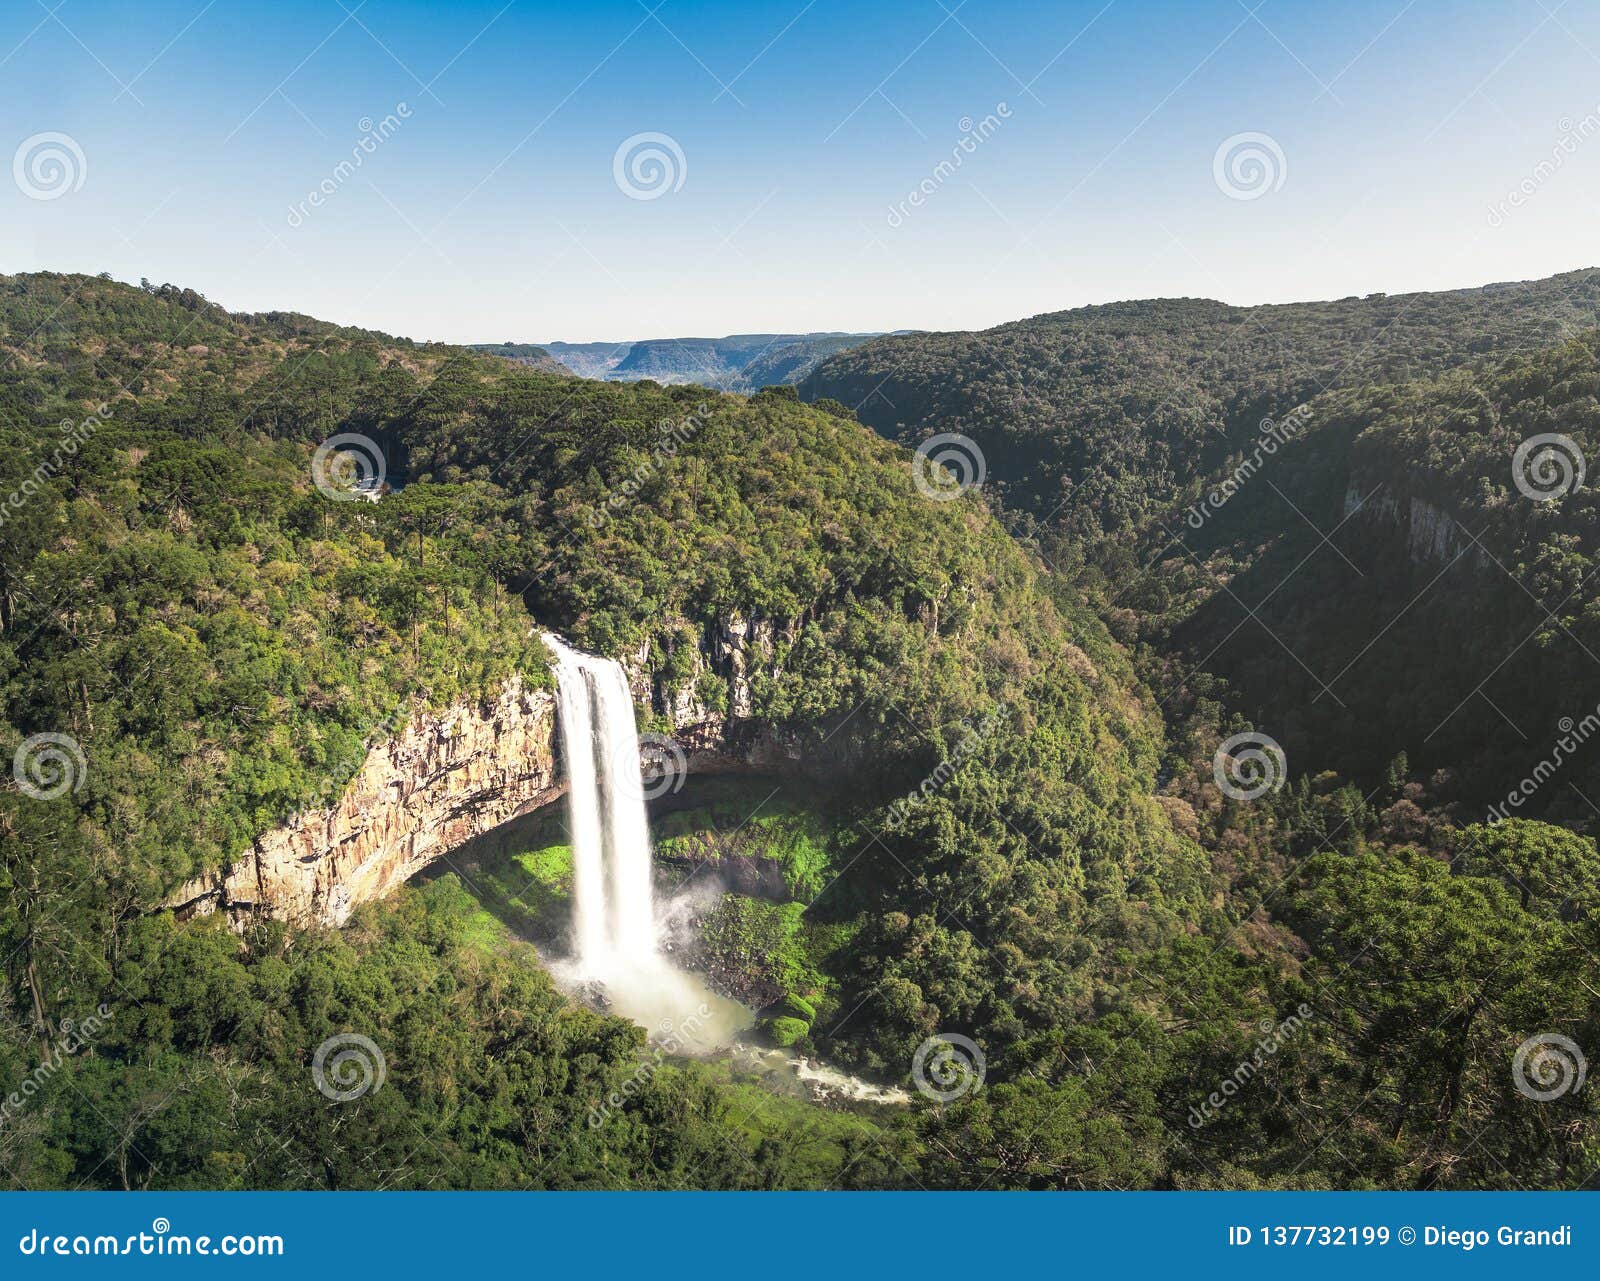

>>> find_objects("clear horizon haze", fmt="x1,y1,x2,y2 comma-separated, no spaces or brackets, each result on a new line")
4,0,1599,343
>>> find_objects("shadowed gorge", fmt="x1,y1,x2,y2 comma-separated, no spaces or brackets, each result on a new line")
802,274,1600,807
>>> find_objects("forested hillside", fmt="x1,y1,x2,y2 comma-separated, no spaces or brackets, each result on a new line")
802,272,1600,810
473,342,568,374
0,272,1195,1188
801,271,1600,542
1140,333,1600,813
1,271,1596,1191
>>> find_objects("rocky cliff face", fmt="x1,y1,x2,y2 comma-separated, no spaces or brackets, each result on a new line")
1343,480,1486,568
170,675,561,929
627,610,827,769
172,613,825,931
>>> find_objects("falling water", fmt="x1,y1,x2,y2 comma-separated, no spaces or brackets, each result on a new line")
540,635,910,1092
543,634,659,972
590,660,658,969
543,634,754,1050
546,637,608,966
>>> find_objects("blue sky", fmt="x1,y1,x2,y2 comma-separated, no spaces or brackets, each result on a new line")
3,0,1599,341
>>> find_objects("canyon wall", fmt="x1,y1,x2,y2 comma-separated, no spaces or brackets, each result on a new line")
171,675,562,929
171,614,829,931
631,610,819,763
1343,480,1487,568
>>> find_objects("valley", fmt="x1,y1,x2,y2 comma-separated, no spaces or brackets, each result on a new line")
799,273,1600,816
0,268,1596,1190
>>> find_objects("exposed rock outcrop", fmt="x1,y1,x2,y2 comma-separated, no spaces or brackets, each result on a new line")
170,613,837,932
626,610,818,767
623,612,771,729
170,610,876,927
170,675,561,929
1343,480,1486,568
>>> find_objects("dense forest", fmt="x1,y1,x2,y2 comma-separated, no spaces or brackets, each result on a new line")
802,271,1600,813
1,270,1596,1189
1148,334,1600,812
801,271,1600,542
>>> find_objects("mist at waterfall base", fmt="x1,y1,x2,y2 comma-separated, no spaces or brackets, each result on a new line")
543,635,752,1054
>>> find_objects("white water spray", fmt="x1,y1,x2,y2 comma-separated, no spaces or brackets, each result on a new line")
543,634,753,1049
540,636,904,1090
544,634,660,973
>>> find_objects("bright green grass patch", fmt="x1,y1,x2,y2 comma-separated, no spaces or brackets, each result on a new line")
653,777,845,900
767,1016,808,1047
434,781,852,1046
459,907,511,954
458,832,575,943
513,842,574,898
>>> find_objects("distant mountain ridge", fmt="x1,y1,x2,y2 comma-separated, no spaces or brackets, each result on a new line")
799,270,1600,532
472,330,888,390
474,342,567,374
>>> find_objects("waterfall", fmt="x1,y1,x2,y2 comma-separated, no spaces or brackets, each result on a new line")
589,660,658,969
542,632,754,1054
543,634,659,975
540,634,890,1077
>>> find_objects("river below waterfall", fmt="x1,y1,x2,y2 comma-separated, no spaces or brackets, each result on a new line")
545,953,908,1107
543,632,908,1111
